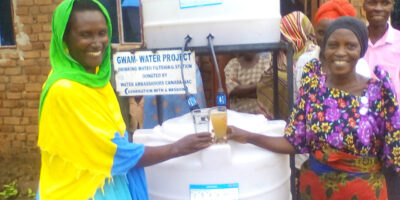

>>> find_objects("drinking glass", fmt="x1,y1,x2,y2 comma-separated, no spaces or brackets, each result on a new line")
209,106,227,144
192,108,210,133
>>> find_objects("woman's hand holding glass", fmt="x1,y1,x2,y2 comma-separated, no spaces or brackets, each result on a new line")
172,132,213,157
227,126,250,144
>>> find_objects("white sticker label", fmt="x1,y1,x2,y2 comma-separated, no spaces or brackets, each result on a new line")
113,50,197,96
190,183,239,200
180,0,222,9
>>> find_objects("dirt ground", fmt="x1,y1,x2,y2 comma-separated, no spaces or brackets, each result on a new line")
0,155,40,200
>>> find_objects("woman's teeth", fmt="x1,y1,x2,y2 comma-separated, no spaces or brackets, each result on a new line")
334,61,346,65
87,51,101,56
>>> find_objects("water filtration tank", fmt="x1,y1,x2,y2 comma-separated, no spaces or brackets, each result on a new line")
133,110,291,200
141,0,281,49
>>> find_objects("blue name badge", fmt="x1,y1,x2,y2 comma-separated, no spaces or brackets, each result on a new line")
190,183,239,200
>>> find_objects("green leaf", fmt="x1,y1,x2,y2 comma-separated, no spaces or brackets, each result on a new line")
0,180,19,199
27,188,36,198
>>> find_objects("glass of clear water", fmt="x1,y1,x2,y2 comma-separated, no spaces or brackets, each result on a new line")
192,108,210,133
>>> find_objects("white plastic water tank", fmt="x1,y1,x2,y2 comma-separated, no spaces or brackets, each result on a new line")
141,0,281,49
133,110,291,200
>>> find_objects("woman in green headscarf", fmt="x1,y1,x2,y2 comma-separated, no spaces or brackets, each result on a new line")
37,0,212,199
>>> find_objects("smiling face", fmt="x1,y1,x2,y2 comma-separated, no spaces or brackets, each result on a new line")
323,28,361,76
364,0,394,27
64,9,109,73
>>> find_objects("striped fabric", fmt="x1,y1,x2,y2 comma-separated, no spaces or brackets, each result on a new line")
257,11,317,120
280,11,316,56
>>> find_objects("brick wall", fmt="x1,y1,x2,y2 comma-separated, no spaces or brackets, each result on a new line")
0,0,62,160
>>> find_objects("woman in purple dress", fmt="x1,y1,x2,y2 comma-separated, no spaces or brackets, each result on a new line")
228,16,400,199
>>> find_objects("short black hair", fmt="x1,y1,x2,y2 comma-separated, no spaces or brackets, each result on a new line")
64,0,105,35
320,16,368,59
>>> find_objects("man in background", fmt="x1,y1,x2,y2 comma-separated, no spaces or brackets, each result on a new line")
363,0,400,199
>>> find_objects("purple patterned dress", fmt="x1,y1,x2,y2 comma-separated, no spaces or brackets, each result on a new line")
284,59,400,200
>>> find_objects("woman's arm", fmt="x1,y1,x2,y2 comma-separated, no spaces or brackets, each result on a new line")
228,126,296,154
137,132,212,167
229,83,258,98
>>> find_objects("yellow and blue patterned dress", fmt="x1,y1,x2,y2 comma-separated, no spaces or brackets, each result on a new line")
38,0,148,199
38,81,147,200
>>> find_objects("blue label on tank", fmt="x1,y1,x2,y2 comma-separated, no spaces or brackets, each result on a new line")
189,183,239,200
180,0,222,9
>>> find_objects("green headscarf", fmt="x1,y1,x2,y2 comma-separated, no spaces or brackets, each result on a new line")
39,0,112,118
